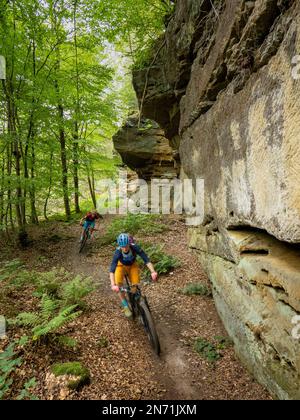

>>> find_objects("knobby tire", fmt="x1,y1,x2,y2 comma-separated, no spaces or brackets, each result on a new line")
79,231,88,253
138,298,160,355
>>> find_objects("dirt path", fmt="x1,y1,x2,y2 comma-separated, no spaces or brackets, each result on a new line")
0,216,272,400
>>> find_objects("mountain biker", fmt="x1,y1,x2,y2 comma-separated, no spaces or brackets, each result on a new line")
110,233,158,318
80,210,102,241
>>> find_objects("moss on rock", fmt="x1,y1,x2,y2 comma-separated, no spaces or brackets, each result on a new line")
51,362,90,390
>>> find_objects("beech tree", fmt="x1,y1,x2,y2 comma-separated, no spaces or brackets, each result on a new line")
0,0,170,236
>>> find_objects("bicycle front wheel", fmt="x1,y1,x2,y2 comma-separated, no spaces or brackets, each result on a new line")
79,232,88,253
138,298,160,355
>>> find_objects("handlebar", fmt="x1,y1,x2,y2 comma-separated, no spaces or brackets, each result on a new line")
119,285,140,293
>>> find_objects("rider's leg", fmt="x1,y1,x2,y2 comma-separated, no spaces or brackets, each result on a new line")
115,263,132,317
80,221,89,241
128,262,140,294
90,221,96,240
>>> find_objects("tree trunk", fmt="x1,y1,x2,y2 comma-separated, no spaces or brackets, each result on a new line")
29,39,38,225
0,157,4,227
44,151,53,221
30,141,38,224
54,76,71,219
73,121,80,213
72,1,80,214
87,173,97,209
52,2,71,220
2,78,24,230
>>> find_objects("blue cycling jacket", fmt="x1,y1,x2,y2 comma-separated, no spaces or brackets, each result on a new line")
109,244,150,273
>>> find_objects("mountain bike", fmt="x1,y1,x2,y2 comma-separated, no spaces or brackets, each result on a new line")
120,275,161,355
79,226,97,253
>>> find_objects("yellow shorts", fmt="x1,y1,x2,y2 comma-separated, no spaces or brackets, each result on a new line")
114,262,140,286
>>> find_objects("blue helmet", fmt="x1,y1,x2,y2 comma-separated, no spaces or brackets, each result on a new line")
117,233,129,247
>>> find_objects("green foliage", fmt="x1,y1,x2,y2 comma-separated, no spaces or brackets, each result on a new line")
37,256,48,264
93,155,122,178
9,267,93,342
141,243,180,276
0,259,38,290
99,0,174,68
39,295,60,320
33,269,94,308
32,303,81,341
97,337,109,348
33,269,65,298
56,336,78,350
18,336,30,347
0,259,24,283
181,283,212,297
102,214,168,245
0,342,22,399
13,312,40,328
60,275,95,309
51,362,90,389
0,0,126,224
17,378,38,400
11,295,82,342
1,259,24,274
0,0,175,224
214,335,234,350
194,338,222,363
9,270,38,289
0,336,37,400
132,39,158,71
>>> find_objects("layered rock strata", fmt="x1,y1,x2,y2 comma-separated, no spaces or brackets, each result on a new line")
113,116,179,180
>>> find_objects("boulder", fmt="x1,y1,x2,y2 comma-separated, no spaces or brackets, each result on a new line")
113,116,179,180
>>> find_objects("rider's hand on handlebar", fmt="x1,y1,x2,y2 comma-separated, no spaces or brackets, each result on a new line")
151,272,158,282
112,285,120,293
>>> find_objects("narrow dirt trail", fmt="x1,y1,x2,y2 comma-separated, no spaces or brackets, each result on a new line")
63,226,202,400
2,216,272,400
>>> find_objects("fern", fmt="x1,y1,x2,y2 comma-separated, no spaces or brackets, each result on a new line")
60,276,94,308
0,259,38,289
12,312,39,328
10,270,38,288
40,295,60,321
17,378,38,400
0,342,23,400
140,243,181,276
9,269,94,343
34,269,66,297
32,305,81,340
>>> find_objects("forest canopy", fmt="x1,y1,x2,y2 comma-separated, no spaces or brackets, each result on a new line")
0,0,173,234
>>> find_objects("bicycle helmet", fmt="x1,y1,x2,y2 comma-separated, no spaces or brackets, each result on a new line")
117,233,129,247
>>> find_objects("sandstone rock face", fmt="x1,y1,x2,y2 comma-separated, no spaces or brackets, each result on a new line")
188,227,300,400
132,0,300,399
180,3,300,243
113,116,179,180
133,0,220,140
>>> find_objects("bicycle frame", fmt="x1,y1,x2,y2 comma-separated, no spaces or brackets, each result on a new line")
79,225,92,253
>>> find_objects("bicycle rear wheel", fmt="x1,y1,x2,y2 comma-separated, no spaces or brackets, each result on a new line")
138,298,160,355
